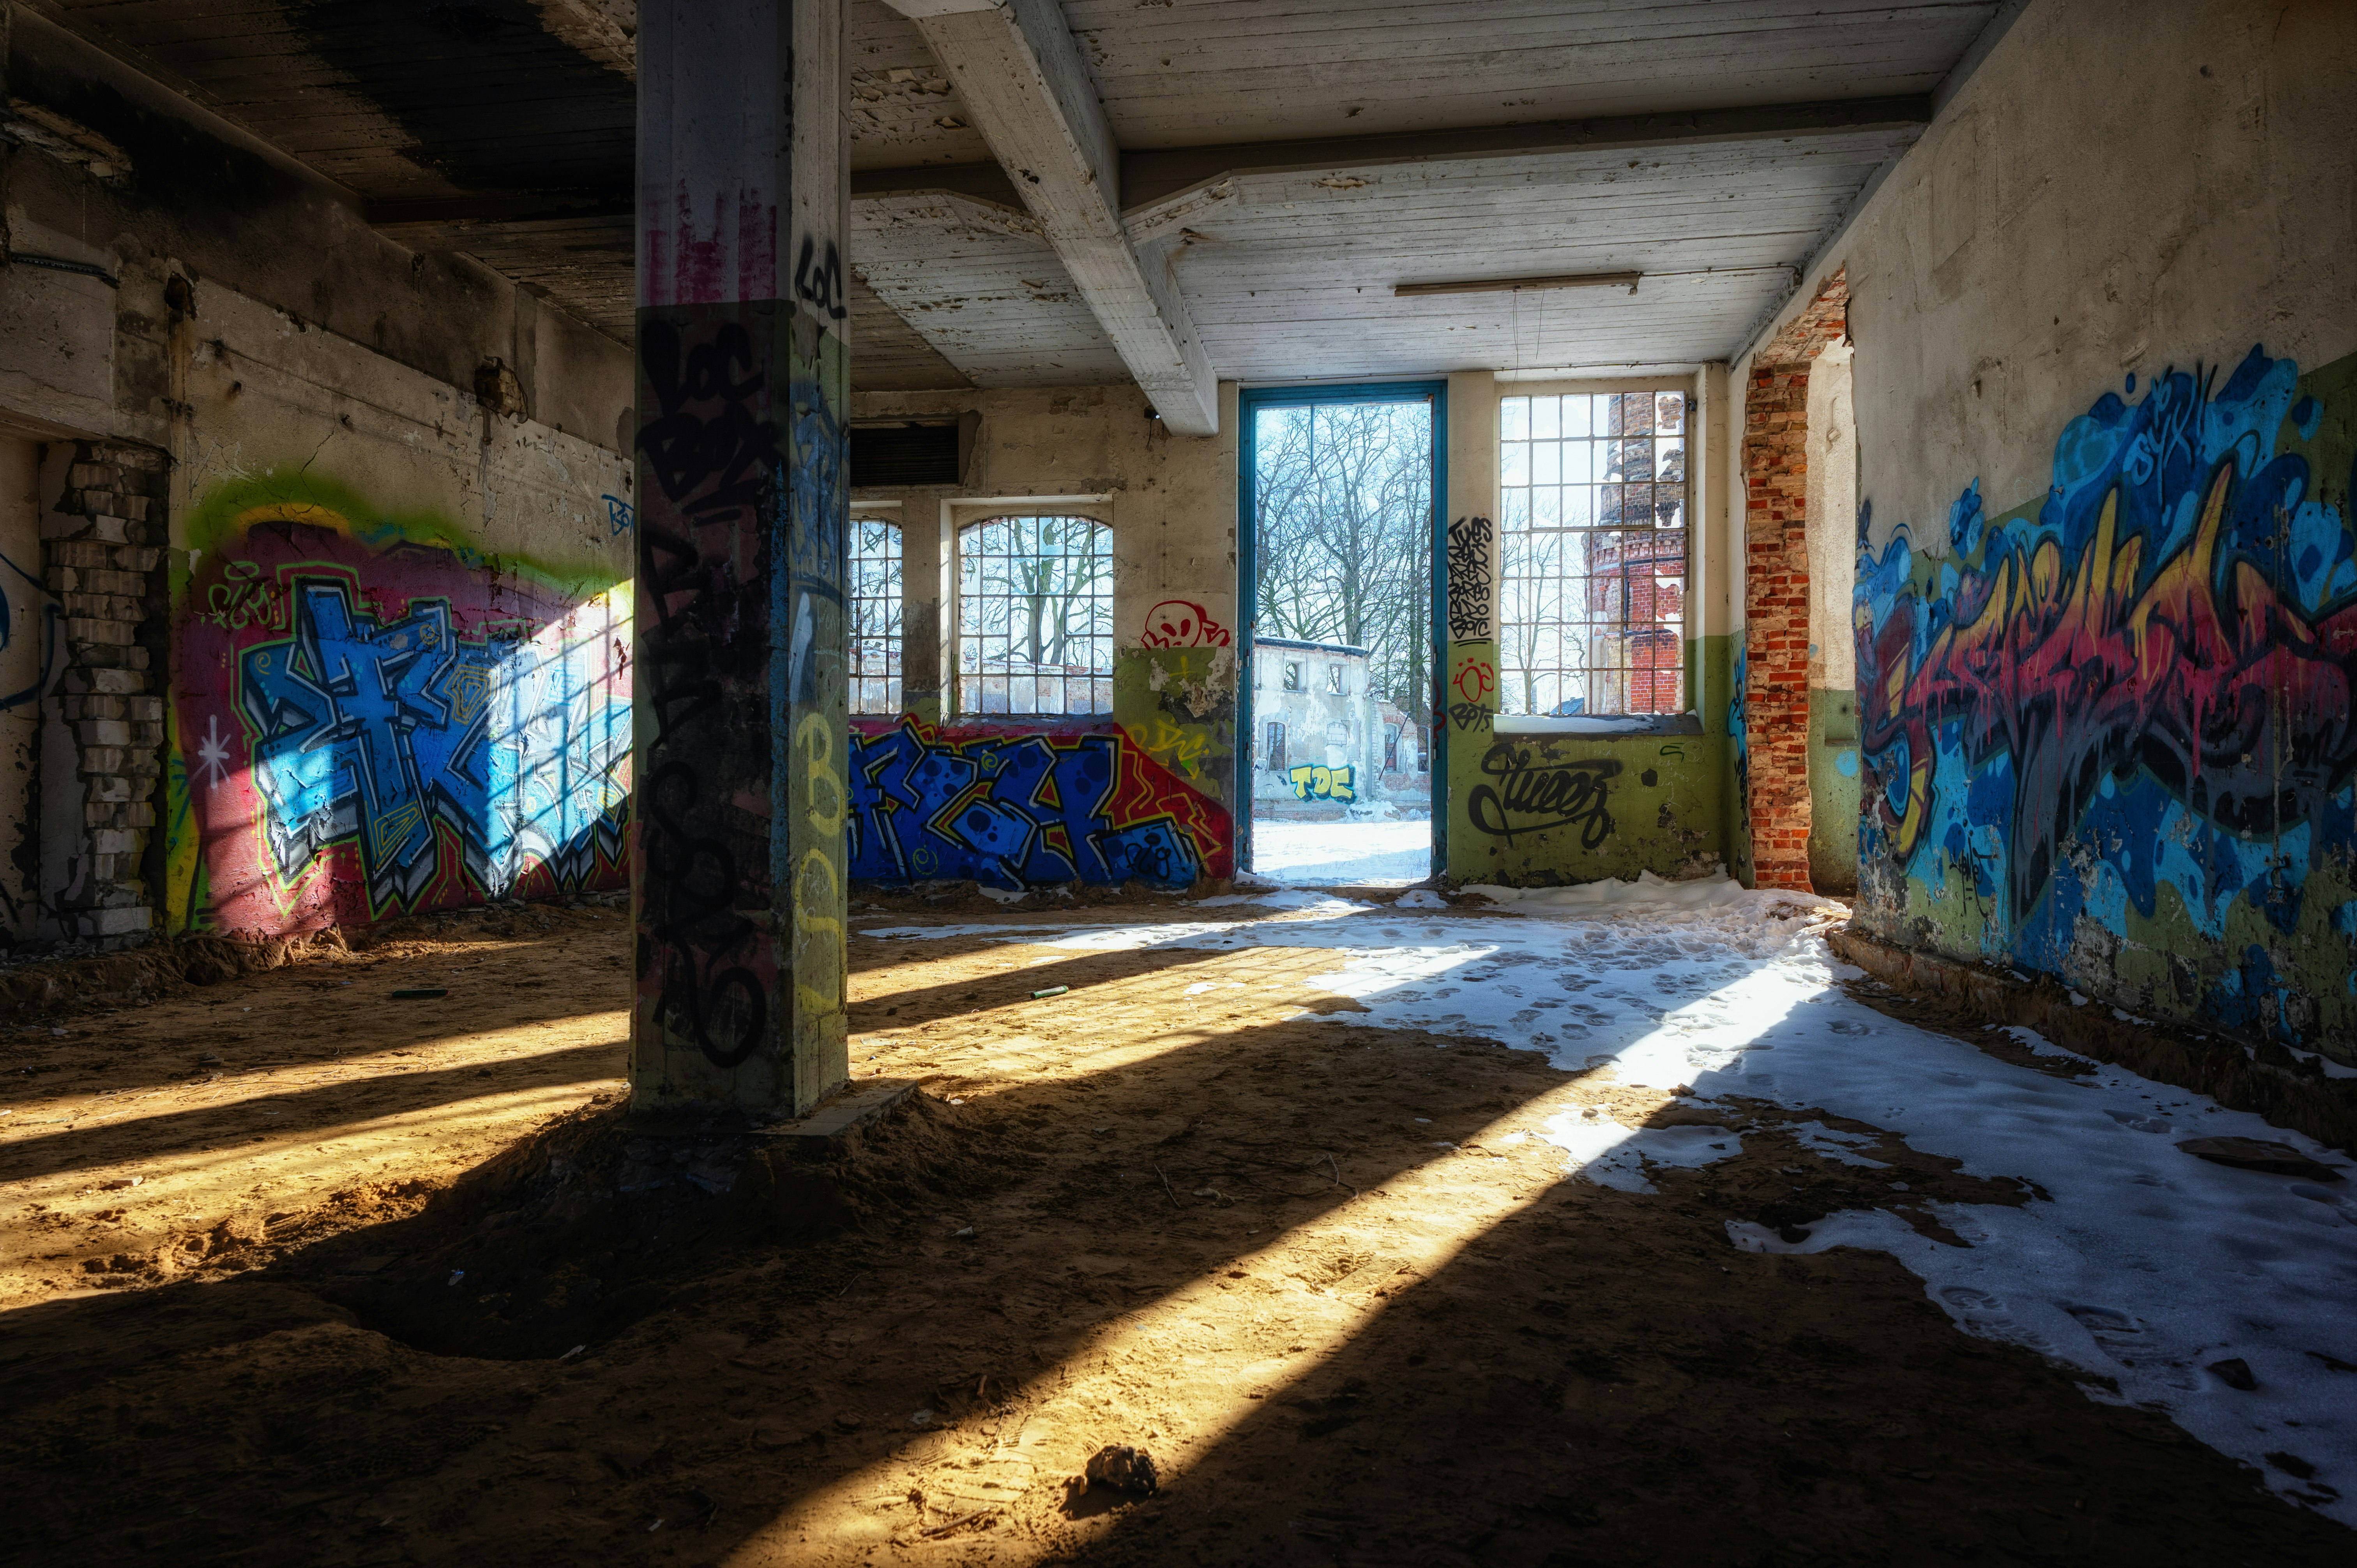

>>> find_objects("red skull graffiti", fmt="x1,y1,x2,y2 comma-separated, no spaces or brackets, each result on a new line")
1140,599,1232,649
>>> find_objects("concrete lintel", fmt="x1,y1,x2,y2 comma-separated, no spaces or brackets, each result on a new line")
877,0,1217,436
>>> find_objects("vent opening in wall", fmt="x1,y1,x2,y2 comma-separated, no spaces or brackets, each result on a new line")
852,420,965,487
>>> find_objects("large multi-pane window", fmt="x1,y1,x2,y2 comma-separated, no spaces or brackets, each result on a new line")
849,516,903,714
1497,390,1687,716
956,514,1113,715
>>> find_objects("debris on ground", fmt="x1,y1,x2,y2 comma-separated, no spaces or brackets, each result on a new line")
1085,1444,1160,1495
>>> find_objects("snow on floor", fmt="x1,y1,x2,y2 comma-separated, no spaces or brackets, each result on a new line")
862,875,2357,1524
1249,820,1431,885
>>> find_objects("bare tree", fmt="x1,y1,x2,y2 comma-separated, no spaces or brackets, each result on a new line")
1254,403,1433,723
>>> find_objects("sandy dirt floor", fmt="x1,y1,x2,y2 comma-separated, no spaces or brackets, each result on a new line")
2,895,2351,1566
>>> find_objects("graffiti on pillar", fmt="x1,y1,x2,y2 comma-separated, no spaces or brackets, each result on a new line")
793,235,848,323
1465,742,1620,848
1286,762,1355,802
1139,600,1232,649
633,316,784,1068
1854,344,2357,1049
166,482,631,936
849,716,1231,890
1444,515,1493,639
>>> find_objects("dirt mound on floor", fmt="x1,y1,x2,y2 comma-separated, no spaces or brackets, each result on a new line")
288,1087,998,1361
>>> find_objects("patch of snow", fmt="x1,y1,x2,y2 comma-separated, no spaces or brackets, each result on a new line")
1787,1120,1891,1168
977,885,1028,905
1194,888,1369,911
1251,820,1431,886
2285,1045,2357,1081
860,885,2357,1520
1393,889,1448,909
1996,1024,2092,1067
1493,715,1672,735
1539,1116,1742,1193
1462,868,1840,918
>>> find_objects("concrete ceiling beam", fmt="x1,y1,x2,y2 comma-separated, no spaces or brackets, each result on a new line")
876,0,1217,436
851,94,1931,229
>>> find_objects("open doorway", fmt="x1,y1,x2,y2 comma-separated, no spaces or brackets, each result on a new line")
1238,383,1444,885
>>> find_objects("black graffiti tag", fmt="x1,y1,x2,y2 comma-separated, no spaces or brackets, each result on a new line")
633,316,783,1069
636,321,777,518
1445,515,1493,639
1466,745,1621,848
793,235,848,321
1448,700,1491,733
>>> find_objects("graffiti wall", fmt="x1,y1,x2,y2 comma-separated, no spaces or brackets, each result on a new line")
166,477,631,934
1855,346,2357,1054
850,715,1232,890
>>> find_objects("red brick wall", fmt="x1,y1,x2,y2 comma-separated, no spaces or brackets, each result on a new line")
1742,273,1848,891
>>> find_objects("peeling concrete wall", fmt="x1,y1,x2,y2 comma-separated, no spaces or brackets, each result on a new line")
847,383,1239,886
1445,372,1734,888
1803,340,1860,894
1765,0,2357,1058
0,16,634,946
164,283,633,936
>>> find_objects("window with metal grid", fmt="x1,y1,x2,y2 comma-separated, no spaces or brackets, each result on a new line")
1497,390,1688,716
849,515,903,715
956,514,1113,716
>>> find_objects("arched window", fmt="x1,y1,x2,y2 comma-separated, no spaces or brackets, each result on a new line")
956,514,1112,715
849,515,903,714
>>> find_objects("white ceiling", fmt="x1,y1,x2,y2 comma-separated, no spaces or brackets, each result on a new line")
846,0,1997,392
1062,0,1993,146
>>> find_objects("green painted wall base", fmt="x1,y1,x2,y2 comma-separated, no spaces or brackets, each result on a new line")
1445,636,1732,887
1808,687,1860,894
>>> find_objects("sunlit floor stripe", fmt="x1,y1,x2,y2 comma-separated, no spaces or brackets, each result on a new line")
722,1073,1669,1562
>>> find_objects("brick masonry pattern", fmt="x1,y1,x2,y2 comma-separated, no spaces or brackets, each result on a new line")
1742,272,1848,893
42,441,168,945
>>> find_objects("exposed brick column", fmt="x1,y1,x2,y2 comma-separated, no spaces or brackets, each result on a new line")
1741,272,1847,892
43,441,169,945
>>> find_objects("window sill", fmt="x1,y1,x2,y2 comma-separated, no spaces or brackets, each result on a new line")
1491,712,1704,738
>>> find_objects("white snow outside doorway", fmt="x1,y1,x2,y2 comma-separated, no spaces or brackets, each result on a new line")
860,874,2357,1525
1252,820,1430,885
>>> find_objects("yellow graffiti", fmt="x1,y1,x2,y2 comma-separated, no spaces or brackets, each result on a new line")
1131,713,1211,777
793,845,843,1015
795,712,846,833
1286,763,1355,802
792,712,846,1018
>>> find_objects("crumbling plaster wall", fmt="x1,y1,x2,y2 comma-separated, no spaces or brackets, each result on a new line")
1758,0,2357,1055
846,383,1242,887
164,285,633,938
1802,339,1859,894
1445,371,1736,889
0,12,634,946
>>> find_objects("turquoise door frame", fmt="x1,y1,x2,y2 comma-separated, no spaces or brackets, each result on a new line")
1235,380,1450,880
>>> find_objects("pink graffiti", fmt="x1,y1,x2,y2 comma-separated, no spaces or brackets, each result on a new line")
1140,600,1232,649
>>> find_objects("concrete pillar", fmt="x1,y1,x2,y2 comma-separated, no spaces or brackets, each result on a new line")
1442,369,1497,882
630,0,850,1119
